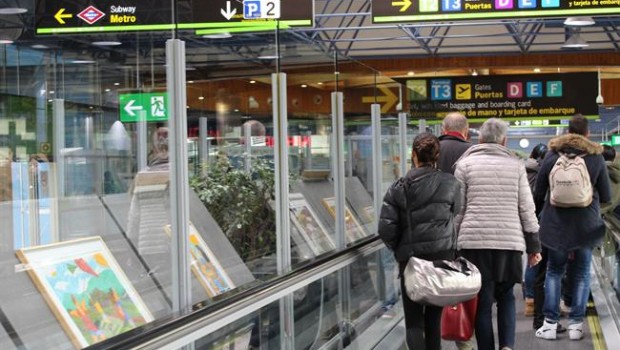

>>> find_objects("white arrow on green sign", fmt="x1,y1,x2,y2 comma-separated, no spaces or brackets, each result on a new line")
119,92,168,122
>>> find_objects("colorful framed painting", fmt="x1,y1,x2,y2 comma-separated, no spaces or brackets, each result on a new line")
165,223,235,298
289,193,336,256
321,197,368,243
16,237,154,349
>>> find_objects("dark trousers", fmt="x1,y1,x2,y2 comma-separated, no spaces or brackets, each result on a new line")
533,246,548,329
400,276,443,350
475,280,516,350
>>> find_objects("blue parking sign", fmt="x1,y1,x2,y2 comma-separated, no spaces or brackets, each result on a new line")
244,0,261,19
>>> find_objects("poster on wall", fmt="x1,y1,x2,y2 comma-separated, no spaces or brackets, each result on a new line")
321,197,367,243
400,72,598,121
16,237,154,349
289,193,336,256
165,223,235,298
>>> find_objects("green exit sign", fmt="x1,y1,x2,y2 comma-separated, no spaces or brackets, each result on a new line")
612,135,620,146
119,92,168,122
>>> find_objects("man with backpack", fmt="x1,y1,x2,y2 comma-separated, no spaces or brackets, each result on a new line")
534,114,611,341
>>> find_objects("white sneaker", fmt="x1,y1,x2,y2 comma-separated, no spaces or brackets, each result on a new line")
535,320,558,340
568,323,584,340
560,299,572,317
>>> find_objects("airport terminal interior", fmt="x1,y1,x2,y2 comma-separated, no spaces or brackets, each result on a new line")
1,0,620,349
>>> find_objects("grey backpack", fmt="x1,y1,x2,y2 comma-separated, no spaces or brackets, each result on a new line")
548,152,592,208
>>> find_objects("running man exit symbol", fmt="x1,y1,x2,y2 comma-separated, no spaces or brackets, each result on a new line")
151,96,166,117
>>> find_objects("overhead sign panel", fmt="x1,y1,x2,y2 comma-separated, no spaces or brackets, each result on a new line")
36,1,174,34
178,0,313,30
36,0,309,34
398,72,598,120
372,0,620,24
119,92,168,123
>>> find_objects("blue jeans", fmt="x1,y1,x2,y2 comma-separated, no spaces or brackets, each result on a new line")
543,247,593,324
524,264,538,298
475,281,516,350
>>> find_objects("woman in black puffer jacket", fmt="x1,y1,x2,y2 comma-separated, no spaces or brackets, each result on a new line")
379,132,462,350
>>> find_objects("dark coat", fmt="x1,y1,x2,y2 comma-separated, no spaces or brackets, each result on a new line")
378,167,462,262
534,133,612,251
438,134,472,174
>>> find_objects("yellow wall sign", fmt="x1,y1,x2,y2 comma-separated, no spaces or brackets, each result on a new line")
456,84,472,100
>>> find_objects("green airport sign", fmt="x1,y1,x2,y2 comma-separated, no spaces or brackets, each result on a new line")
119,92,168,122
612,135,620,146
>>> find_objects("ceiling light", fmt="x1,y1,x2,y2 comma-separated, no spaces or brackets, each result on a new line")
105,88,111,92
562,33,589,48
198,96,204,100
471,70,478,76
31,44,49,49
114,82,120,86
188,80,194,84
317,82,323,85
71,60,95,64
407,71,415,76
533,68,541,73
249,80,256,84
564,17,595,26
186,66,196,71
50,90,54,94
0,39,13,45
0,8,27,14
202,33,232,39
301,84,308,88
92,41,122,46
257,55,279,60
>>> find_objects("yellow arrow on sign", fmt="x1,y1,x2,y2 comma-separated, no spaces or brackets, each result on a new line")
362,86,399,113
391,0,412,12
54,8,73,24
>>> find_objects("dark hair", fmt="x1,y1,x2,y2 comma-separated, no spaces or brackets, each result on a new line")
568,114,589,136
412,132,440,165
530,143,548,160
603,145,616,162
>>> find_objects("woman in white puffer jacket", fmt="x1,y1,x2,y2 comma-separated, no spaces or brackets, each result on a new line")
454,118,542,350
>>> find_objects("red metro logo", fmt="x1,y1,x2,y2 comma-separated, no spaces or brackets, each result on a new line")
77,6,106,25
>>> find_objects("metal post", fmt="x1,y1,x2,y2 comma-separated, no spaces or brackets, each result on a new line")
418,118,426,135
137,111,147,171
371,104,383,221
398,112,408,177
53,99,65,197
346,137,353,177
166,39,191,315
273,72,294,350
331,92,346,249
199,117,208,176
244,122,252,173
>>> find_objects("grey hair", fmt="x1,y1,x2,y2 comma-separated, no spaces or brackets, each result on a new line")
479,118,509,144
442,112,468,132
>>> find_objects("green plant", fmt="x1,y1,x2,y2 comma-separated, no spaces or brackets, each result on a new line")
190,155,277,262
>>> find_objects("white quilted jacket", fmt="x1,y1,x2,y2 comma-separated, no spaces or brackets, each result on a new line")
454,143,539,252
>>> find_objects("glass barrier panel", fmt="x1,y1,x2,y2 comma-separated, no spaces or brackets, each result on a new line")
281,35,338,266
172,249,404,350
0,8,179,348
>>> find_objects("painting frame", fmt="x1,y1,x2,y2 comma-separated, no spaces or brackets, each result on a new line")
321,197,368,243
16,236,154,349
289,193,336,256
164,222,235,298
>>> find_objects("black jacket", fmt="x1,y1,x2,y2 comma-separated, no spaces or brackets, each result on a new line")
535,133,611,251
438,135,472,174
378,167,462,262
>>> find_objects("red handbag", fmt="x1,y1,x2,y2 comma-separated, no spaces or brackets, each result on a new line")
440,296,478,341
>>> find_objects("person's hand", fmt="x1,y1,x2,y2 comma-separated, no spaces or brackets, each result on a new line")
528,253,542,267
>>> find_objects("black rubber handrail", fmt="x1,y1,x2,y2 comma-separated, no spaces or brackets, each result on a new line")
84,235,381,350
